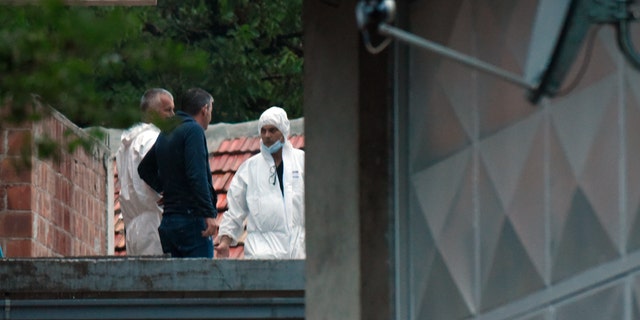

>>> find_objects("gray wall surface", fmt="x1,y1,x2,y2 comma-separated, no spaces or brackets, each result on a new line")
304,0,393,319
397,0,640,319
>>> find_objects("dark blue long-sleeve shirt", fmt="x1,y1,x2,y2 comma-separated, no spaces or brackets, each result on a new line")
138,111,217,218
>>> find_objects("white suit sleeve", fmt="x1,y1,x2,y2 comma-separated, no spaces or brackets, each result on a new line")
219,162,251,245
135,130,160,159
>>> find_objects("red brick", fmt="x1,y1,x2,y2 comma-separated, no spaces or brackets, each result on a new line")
34,245,51,257
65,210,74,235
0,158,32,183
36,192,52,220
62,180,72,204
56,230,71,256
7,185,31,210
5,239,34,257
7,129,32,156
54,178,71,203
61,205,71,231
60,158,72,180
0,186,5,211
0,130,5,155
46,169,56,191
51,201,64,229
2,118,30,130
0,212,33,237
39,215,50,240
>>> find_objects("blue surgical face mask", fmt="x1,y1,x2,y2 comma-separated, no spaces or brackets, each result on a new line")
261,140,283,154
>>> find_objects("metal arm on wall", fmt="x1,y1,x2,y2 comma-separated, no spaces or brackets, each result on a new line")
357,0,640,103
617,3,640,69
618,21,640,68
377,24,537,90
589,0,640,69
355,0,537,91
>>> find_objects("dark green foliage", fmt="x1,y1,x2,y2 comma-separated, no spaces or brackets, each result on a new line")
0,0,303,129
149,0,304,122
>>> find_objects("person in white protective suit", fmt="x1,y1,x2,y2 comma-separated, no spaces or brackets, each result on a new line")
116,88,175,255
216,106,305,259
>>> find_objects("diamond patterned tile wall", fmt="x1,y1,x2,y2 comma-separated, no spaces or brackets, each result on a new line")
401,0,640,318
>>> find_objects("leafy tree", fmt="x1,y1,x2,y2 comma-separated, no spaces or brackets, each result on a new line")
0,0,208,129
0,0,303,129
137,0,304,123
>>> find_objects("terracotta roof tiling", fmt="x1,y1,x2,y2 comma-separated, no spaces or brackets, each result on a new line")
289,135,305,149
210,153,230,174
216,193,227,211
227,246,245,259
229,138,246,153
212,173,229,192
240,137,257,153
222,154,240,172
223,172,234,192
114,215,126,255
248,137,261,151
216,139,233,154
232,153,252,171
210,134,305,195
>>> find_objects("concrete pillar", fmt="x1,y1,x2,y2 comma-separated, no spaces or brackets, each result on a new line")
304,0,393,319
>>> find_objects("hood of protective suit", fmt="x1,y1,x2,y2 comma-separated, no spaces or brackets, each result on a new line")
258,106,290,141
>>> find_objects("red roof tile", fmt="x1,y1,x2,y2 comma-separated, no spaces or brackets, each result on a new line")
211,154,231,173
216,193,227,211
240,137,257,152
288,135,298,147
229,138,245,152
216,139,233,154
290,135,305,149
212,173,228,191
231,153,252,171
222,172,234,192
248,137,261,151
222,154,240,172
213,172,234,193
228,246,245,259
214,210,226,225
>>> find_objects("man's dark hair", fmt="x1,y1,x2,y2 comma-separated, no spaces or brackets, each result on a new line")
181,88,213,115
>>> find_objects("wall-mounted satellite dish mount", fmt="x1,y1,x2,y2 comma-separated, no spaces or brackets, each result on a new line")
356,0,640,104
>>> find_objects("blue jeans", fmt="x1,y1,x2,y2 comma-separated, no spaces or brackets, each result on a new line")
158,214,213,258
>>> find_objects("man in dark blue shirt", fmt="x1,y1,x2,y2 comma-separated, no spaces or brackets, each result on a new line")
138,87,218,258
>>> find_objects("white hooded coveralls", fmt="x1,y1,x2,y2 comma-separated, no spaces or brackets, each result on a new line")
219,107,305,259
115,123,163,255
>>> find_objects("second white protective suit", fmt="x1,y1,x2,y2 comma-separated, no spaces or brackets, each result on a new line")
218,108,305,259
116,123,164,255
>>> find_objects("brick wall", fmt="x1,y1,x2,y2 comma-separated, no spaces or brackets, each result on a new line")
0,109,110,257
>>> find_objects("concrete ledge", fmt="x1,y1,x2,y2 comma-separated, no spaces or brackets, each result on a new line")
1,258,305,296
3,297,305,319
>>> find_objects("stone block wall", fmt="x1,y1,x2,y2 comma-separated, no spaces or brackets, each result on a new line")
0,110,110,257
